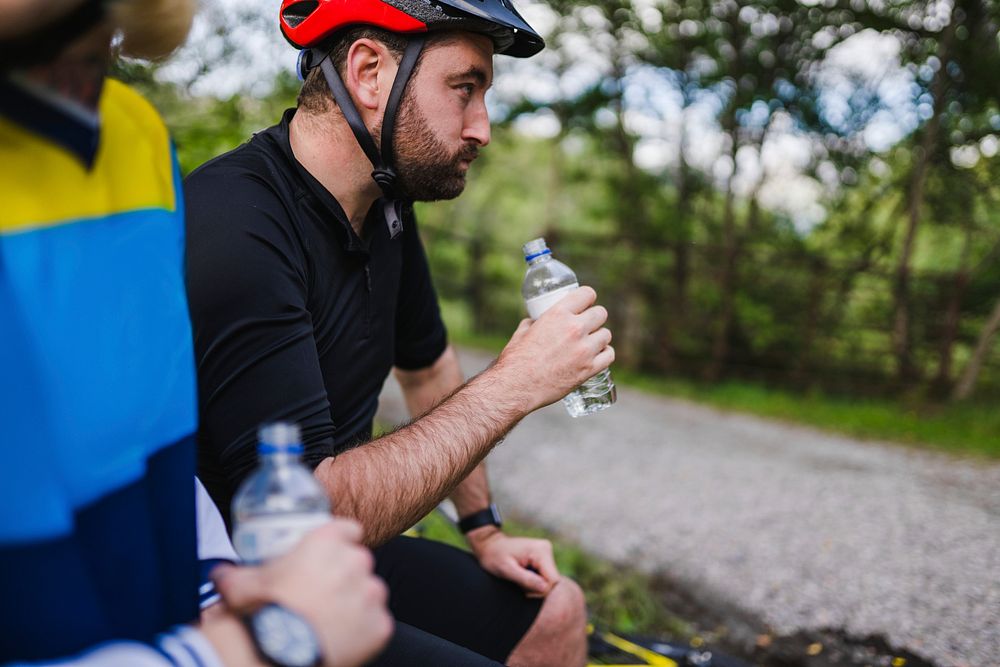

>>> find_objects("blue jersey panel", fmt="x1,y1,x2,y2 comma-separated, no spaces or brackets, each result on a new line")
0,276,72,540
0,191,196,541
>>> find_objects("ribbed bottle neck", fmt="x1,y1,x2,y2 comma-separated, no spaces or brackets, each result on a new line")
264,457,296,469
527,253,552,267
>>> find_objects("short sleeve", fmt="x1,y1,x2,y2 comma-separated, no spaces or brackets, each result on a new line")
393,214,448,370
184,167,337,517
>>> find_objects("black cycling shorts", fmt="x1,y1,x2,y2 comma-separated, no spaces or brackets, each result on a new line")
368,535,543,665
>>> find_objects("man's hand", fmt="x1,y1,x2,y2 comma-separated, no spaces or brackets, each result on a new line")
211,519,393,667
492,286,614,413
467,526,561,597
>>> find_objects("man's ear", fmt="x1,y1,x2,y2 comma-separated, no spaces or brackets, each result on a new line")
344,38,397,112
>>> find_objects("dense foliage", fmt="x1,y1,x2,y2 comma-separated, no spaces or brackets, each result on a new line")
419,0,1000,401
120,0,1000,402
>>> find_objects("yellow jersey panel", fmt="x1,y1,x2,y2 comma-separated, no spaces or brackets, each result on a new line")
0,79,175,235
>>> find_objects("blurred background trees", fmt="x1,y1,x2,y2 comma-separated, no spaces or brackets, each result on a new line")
120,0,1000,404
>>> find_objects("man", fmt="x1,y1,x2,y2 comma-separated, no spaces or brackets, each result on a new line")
184,0,614,664
0,1,391,665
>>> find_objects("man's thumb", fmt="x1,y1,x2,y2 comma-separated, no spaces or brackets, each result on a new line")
510,566,550,596
210,564,267,613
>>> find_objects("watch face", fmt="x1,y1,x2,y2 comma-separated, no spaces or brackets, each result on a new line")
251,604,321,667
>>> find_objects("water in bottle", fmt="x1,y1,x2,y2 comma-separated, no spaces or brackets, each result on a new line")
521,238,616,417
231,422,331,564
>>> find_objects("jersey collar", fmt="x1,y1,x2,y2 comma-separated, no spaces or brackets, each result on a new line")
275,109,414,256
0,76,101,168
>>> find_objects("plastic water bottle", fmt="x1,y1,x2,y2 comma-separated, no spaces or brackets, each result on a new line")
231,422,331,564
521,238,616,417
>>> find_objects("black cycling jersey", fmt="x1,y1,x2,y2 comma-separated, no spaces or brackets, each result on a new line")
184,109,447,524
184,109,544,664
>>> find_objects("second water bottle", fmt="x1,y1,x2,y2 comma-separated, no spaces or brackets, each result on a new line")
521,237,616,417
231,422,331,564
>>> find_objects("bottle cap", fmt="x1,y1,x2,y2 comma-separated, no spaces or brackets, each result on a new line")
258,422,304,454
523,238,551,262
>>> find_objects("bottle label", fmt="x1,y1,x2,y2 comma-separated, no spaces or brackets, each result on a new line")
233,513,331,564
525,283,579,320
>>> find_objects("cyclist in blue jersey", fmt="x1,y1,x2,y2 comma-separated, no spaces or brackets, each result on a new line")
0,2,391,665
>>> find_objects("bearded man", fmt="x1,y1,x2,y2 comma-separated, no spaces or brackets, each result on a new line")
183,1,614,664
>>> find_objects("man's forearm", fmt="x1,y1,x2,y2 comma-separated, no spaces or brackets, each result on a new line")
315,366,526,547
200,609,270,667
450,462,491,518
316,290,613,547
393,345,495,521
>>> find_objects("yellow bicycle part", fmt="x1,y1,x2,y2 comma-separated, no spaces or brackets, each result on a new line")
587,624,681,667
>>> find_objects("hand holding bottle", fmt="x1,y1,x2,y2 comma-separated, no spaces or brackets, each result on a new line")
494,283,614,413
507,238,617,417
212,519,392,667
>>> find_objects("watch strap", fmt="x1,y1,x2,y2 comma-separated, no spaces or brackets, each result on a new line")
458,503,502,534
246,603,322,667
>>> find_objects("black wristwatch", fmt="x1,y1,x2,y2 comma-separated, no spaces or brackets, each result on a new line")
458,503,503,534
246,603,322,667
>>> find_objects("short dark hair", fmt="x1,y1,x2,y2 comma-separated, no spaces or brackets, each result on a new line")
297,27,466,114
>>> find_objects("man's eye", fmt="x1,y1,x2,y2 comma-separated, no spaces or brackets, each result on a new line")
458,84,475,96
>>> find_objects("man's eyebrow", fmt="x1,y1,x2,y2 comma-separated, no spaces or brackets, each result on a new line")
446,66,489,87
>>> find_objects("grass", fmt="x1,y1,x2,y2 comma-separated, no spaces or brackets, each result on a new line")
448,329,1000,460
616,370,1000,459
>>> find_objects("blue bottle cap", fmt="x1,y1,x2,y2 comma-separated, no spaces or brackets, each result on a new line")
523,237,551,262
258,422,304,454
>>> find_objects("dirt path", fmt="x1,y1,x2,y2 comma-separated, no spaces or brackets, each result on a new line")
378,348,1000,667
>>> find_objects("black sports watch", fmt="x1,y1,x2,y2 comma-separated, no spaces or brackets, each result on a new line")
458,503,503,534
246,603,322,667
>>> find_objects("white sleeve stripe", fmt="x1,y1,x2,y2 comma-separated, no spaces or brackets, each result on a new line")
156,635,196,667
199,593,221,609
156,627,223,667
175,639,208,667
173,627,224,667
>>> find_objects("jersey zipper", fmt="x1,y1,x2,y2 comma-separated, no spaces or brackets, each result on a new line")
363,262,372,339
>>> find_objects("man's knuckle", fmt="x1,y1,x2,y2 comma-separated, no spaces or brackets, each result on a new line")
375,610,394,641
368,576,388,604
343,545,373,573
360,547,376,571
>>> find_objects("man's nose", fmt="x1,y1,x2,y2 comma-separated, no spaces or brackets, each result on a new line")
462,100,491,147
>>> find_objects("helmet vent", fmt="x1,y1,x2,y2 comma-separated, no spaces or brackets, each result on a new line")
282,0,319,29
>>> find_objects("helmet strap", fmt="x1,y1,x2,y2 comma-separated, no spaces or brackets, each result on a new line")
314,34,426,239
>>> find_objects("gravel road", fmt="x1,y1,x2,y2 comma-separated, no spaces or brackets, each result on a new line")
378,348,1000,667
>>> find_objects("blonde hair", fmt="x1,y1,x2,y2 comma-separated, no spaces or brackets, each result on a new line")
111,0,196,60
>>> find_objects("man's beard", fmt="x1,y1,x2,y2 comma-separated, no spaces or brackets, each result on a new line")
381,93,480,202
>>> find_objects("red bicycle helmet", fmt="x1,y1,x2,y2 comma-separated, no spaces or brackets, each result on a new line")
280,0,544,58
